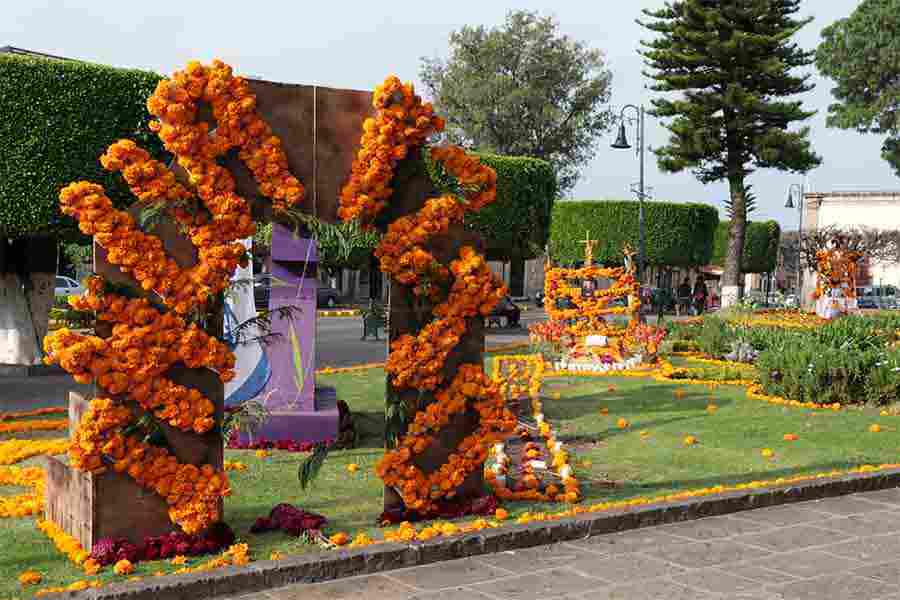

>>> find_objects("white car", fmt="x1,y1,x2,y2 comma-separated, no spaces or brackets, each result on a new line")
55,276,84,299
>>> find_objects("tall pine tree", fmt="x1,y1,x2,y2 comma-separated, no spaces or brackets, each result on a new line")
640,0,820,304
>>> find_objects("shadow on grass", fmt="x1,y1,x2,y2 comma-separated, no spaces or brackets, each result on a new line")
541,387,736,422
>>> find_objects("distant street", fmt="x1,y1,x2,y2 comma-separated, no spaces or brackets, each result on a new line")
314,308,546,368
0,309,547,411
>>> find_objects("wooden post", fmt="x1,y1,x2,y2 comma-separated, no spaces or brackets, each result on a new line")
45,207,224,550
382,154,487,512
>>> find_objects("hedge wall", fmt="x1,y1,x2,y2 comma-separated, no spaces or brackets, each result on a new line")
549,200,718,268
429,151,557,262
0,54,165,239
712,220,781,274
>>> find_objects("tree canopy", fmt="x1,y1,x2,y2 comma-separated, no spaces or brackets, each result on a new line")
639,0,820,294
816,0,900,176
420,10,614,193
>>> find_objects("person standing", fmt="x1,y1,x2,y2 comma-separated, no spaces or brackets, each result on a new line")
693,278,709,315
676,278,692,317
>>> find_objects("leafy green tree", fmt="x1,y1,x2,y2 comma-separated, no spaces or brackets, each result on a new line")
304,219,379,299
420,10,614,193
816,0,900,176
640,0,821,302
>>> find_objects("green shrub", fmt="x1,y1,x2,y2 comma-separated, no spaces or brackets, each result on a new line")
711,220,781,273
548,201,718,268
695,317,733,358
428,151,557,261
0,54,165,239
757,336,881,405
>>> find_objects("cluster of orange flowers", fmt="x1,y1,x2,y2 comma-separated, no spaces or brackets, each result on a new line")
68,398,229,534
544,266,640,325
44,280,231,435
386,246,506,391
45,60,301,540
0,419,66,435
338,75,445,223
37,518,90,566
343,76,510,511
429,145,497,210
102,140,251,283
58,181,242,314
375,194,462,295
812,246,863,300
147,60,304,213
0,465,45,518
376,365,516,512
486,356,580,503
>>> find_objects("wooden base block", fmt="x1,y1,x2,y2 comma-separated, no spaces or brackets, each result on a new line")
44,456,178,551
45,391,224,550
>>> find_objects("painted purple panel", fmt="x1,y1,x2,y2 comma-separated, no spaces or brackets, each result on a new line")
271,224,318,263
261,278,316,412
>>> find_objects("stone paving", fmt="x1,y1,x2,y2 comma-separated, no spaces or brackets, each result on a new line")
232,487,900,600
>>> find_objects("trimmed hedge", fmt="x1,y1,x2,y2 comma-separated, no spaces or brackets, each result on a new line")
548,200,718,267
712,220,781,273
429,152,557,261
0,54,165,239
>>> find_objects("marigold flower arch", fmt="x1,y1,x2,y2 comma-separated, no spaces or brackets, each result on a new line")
44,62,521,531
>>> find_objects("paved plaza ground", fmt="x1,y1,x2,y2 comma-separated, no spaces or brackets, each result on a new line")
232,488,900,600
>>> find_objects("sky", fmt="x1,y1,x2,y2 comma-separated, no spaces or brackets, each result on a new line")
3,0,896,232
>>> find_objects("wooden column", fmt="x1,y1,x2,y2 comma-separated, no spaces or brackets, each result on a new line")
45,208,224,550
382,154,487,512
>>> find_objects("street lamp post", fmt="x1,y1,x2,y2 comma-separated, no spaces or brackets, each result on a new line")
611,104,646,299
785,183,804,302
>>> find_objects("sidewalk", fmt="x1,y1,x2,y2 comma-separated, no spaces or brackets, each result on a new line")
229,487,900,600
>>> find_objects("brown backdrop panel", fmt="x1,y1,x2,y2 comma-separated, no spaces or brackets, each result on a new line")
220,81,315,222
314,86,374,224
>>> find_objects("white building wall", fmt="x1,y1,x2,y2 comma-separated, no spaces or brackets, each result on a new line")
801,191,900,306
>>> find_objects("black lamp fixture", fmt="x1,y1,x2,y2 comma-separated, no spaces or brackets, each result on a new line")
611,104,647,304
611,122,631,150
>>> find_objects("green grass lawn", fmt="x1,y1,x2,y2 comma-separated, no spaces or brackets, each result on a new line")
2,355,899,598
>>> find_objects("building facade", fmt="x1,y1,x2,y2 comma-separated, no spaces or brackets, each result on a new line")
800,191,900,307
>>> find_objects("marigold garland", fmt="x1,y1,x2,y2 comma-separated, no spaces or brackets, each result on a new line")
66,398,230,535
0,419,67,435
0,407,66,420
344,76,513,514
0,438,69,466
0,465,45,518
338,75,444,223
486,356,580,503
44,60,302,537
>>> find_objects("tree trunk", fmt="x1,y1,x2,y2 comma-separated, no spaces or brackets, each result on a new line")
27,272,54,349
721,179,747,308
509,257,525,297
0,273,41,365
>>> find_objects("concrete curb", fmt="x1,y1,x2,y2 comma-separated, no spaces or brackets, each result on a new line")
317,310,361,317
45,467,900,600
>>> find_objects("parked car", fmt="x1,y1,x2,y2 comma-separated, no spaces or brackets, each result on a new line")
55,276,83,299
253,273,273,310
316,285,340,308
487,296,521,328
254,274,342,310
